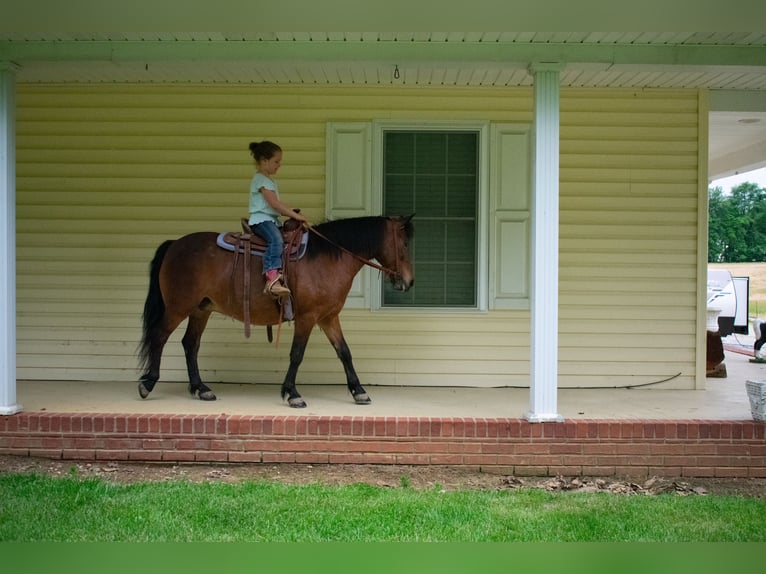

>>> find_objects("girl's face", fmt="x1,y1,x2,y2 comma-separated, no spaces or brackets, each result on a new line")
259,150,282,176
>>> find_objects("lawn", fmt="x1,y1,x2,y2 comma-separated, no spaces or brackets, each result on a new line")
1,473,764,542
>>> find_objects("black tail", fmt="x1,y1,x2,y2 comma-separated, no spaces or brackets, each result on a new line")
137,240,174,373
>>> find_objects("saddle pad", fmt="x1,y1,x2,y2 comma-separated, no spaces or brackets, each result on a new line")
216,231,309,260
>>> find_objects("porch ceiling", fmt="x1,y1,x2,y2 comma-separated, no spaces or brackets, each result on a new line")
2,32,766,177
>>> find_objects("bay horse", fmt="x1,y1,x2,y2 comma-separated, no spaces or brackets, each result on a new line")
138,215,414,408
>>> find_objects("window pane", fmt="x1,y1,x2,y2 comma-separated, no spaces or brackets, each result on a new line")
385,132,415,172
383,130,478,307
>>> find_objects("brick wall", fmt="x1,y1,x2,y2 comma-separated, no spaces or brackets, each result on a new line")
1,413,764,478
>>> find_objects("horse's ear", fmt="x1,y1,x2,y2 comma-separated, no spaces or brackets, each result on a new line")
401,213,415,225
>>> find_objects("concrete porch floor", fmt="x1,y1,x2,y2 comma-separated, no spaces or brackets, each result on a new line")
12,337,766,421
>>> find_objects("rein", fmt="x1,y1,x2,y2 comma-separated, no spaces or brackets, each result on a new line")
307,223,402,279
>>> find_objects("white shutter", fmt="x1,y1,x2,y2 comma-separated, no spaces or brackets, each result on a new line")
326,122,373,307
489,124,531,309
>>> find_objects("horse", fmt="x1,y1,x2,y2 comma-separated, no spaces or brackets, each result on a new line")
137,215,414,408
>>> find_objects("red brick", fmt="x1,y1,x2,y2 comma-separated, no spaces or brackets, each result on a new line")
228,451,262,463
175,439,210,451
549,443,582,455
563,455,598,466
581,466,617,476
262,452,297,463
163,451,196,462
714,467,749,478
396,454,430,465
1,448,28,457
95,450,129,461
682,467,716,478
514,466,549,476
272,416,287,434
684,443,717,455
61,449,95,460
361,453,396,464
582,443,618,455
103,438,143,450
194,451,228,462
129,450,163,461
429,454,463,465
463,454,497,466
548,466,584,477
295,452,330,464
614,466,649,477
650,443,685,455
480,442,516,455
248,417,264,435
329,453,366,464
648,466,682,477
28,449,63,459
338,417,353,436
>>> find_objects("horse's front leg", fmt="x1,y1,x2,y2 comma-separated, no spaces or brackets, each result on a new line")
319,315,371,405
281,320,314,408
182,311,216,401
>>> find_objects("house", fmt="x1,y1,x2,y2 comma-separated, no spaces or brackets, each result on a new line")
2,33,766,423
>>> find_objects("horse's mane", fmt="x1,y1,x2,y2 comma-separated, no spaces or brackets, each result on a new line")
305,216,412,260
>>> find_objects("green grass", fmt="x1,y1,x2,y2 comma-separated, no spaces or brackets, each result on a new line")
1,474,765,542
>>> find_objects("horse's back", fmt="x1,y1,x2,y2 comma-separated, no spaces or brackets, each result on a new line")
159,232,237,299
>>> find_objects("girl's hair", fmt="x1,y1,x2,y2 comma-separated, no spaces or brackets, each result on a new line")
249,141,282,163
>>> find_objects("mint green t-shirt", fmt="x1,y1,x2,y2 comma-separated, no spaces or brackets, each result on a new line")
248,173,281,225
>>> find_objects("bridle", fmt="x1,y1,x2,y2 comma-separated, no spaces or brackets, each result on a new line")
306,219,404,281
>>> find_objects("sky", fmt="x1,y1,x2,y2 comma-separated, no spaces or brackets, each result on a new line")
709,166,766,193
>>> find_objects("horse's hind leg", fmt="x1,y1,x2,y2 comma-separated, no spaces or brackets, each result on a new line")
182,309,216,401
280,320,314,408
139,330,171,398
139,313,185,399
319,315,371,405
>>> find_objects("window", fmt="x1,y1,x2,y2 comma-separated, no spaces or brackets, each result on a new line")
382,130,480,308
326,121,528,311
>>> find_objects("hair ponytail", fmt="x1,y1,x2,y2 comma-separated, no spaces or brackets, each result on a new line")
249,140,282,162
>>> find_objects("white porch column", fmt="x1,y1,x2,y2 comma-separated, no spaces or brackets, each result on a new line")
0,63,21,415
527,64,563,422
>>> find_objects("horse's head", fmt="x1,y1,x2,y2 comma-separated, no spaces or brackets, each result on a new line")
382,214,415,292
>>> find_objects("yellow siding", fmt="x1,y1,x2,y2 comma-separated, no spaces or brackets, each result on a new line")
15,84,701,389
559,89,700,389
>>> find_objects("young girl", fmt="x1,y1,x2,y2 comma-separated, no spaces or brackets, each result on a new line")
247,141,308,297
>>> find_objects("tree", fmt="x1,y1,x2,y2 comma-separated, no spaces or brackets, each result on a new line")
708,182,766,262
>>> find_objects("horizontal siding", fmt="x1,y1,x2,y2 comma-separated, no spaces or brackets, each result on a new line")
15,85,535,389
559,89,700,389
15,84,701,390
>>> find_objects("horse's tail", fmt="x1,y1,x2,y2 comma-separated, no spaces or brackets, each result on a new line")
138,240,174,373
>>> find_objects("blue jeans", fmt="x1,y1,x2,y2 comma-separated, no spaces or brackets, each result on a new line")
250,220,284,272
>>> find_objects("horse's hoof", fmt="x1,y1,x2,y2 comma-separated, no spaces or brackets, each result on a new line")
353,393,371,405
138,382,150,399
288,397,307,408
198,390,217,401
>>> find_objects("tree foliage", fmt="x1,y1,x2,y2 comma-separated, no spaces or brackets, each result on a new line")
708,182,766,262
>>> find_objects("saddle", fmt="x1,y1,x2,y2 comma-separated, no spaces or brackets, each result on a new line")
218,217,308,342
216,218,308,260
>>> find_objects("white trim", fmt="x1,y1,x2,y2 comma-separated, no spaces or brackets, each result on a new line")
325,122,373,308
370,120,489,311
0,66,21,415
527,66,563,423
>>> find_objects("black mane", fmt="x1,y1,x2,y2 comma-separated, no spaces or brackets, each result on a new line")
305,216,412,260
